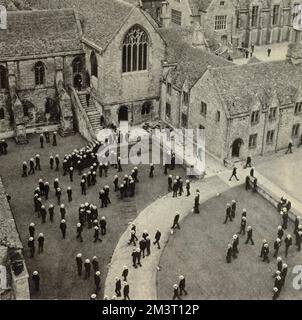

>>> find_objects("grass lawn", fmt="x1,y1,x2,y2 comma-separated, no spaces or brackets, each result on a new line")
157,185,302,300
0,133,185,299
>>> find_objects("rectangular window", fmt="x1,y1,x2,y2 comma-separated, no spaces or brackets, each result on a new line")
249,134,257,148
171,9,182,26
183,92,189,106
273,5,280,25
200,102,207,117
295,102,302,114
292,124,300,137
251,6,259,27
269,107,277,120
251,110,260,125
181,113,188,127
220,1,225,5
167,83,172,96
216,110,221,122
236,9,240,28
166,103,171,119
215,15,227,30
266,130,275,144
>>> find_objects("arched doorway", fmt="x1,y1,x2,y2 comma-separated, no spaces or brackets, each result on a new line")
118,105,128,122
221,35,228,46
232,138,243,158
73,74,82,91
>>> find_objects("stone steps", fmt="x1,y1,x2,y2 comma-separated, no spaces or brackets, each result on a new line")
78,93,102,133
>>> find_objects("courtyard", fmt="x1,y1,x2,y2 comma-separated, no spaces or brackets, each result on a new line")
256,147,302,203
233,42,289,65
0,133,185,299
157,185,302,300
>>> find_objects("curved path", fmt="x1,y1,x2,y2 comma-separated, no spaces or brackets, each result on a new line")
104,174,232,299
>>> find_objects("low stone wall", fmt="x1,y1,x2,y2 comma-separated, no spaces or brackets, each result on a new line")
252,177,298,222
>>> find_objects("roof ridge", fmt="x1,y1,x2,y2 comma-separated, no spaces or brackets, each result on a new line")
6,8,75,14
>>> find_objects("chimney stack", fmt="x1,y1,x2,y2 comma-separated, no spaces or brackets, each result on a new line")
160,1,170,28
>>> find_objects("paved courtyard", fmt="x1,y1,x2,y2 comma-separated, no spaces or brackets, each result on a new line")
256,147,302,203
234,42,289,65
157,185,302,300
0,133,185,299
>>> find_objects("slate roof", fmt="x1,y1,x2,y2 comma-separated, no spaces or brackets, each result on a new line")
209,60,302,116
158,27,231,89
0,9,82,58
0,178,23,249
27,0,136,51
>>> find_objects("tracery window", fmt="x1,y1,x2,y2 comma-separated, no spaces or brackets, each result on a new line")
122,26,149,73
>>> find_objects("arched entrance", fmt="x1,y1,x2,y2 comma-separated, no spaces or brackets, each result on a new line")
73,74,82,91
232,138,243,158
118,105,129,122
221,35,228,45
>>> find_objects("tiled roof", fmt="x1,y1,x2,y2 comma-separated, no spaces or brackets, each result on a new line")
0,178,23,249
0,9,82,58
209,59,302,116
158,27,231,89
0,0,31,10
27,0,136,50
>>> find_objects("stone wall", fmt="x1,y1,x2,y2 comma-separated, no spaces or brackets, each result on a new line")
166,0,193,27
189,70,228,159
0,178,29,300
0,92,12,134
0,53,82,136
202,0,237,45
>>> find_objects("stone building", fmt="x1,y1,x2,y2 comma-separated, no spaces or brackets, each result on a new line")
0,177,29,300
160,26,302,162
159,27,230,130
25,0,166,135
162,0,302,49
0,8,81,141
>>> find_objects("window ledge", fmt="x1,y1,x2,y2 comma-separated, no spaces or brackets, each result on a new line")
122,70,148,76
248,146,257,149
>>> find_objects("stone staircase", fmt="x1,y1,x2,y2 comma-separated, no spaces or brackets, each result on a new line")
78,93,102,133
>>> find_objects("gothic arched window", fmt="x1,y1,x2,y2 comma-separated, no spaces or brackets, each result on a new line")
34,61,45,86
0,66,7,89
72,56,83,75
122,25,149,73
90,51,98,78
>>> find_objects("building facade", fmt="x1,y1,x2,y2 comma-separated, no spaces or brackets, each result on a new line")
0,8,82,140
164,0,302,48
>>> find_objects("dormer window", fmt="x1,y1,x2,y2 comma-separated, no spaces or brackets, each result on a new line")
251,110,260,125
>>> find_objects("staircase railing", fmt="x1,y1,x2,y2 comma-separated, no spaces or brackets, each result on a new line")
69,87,97,142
